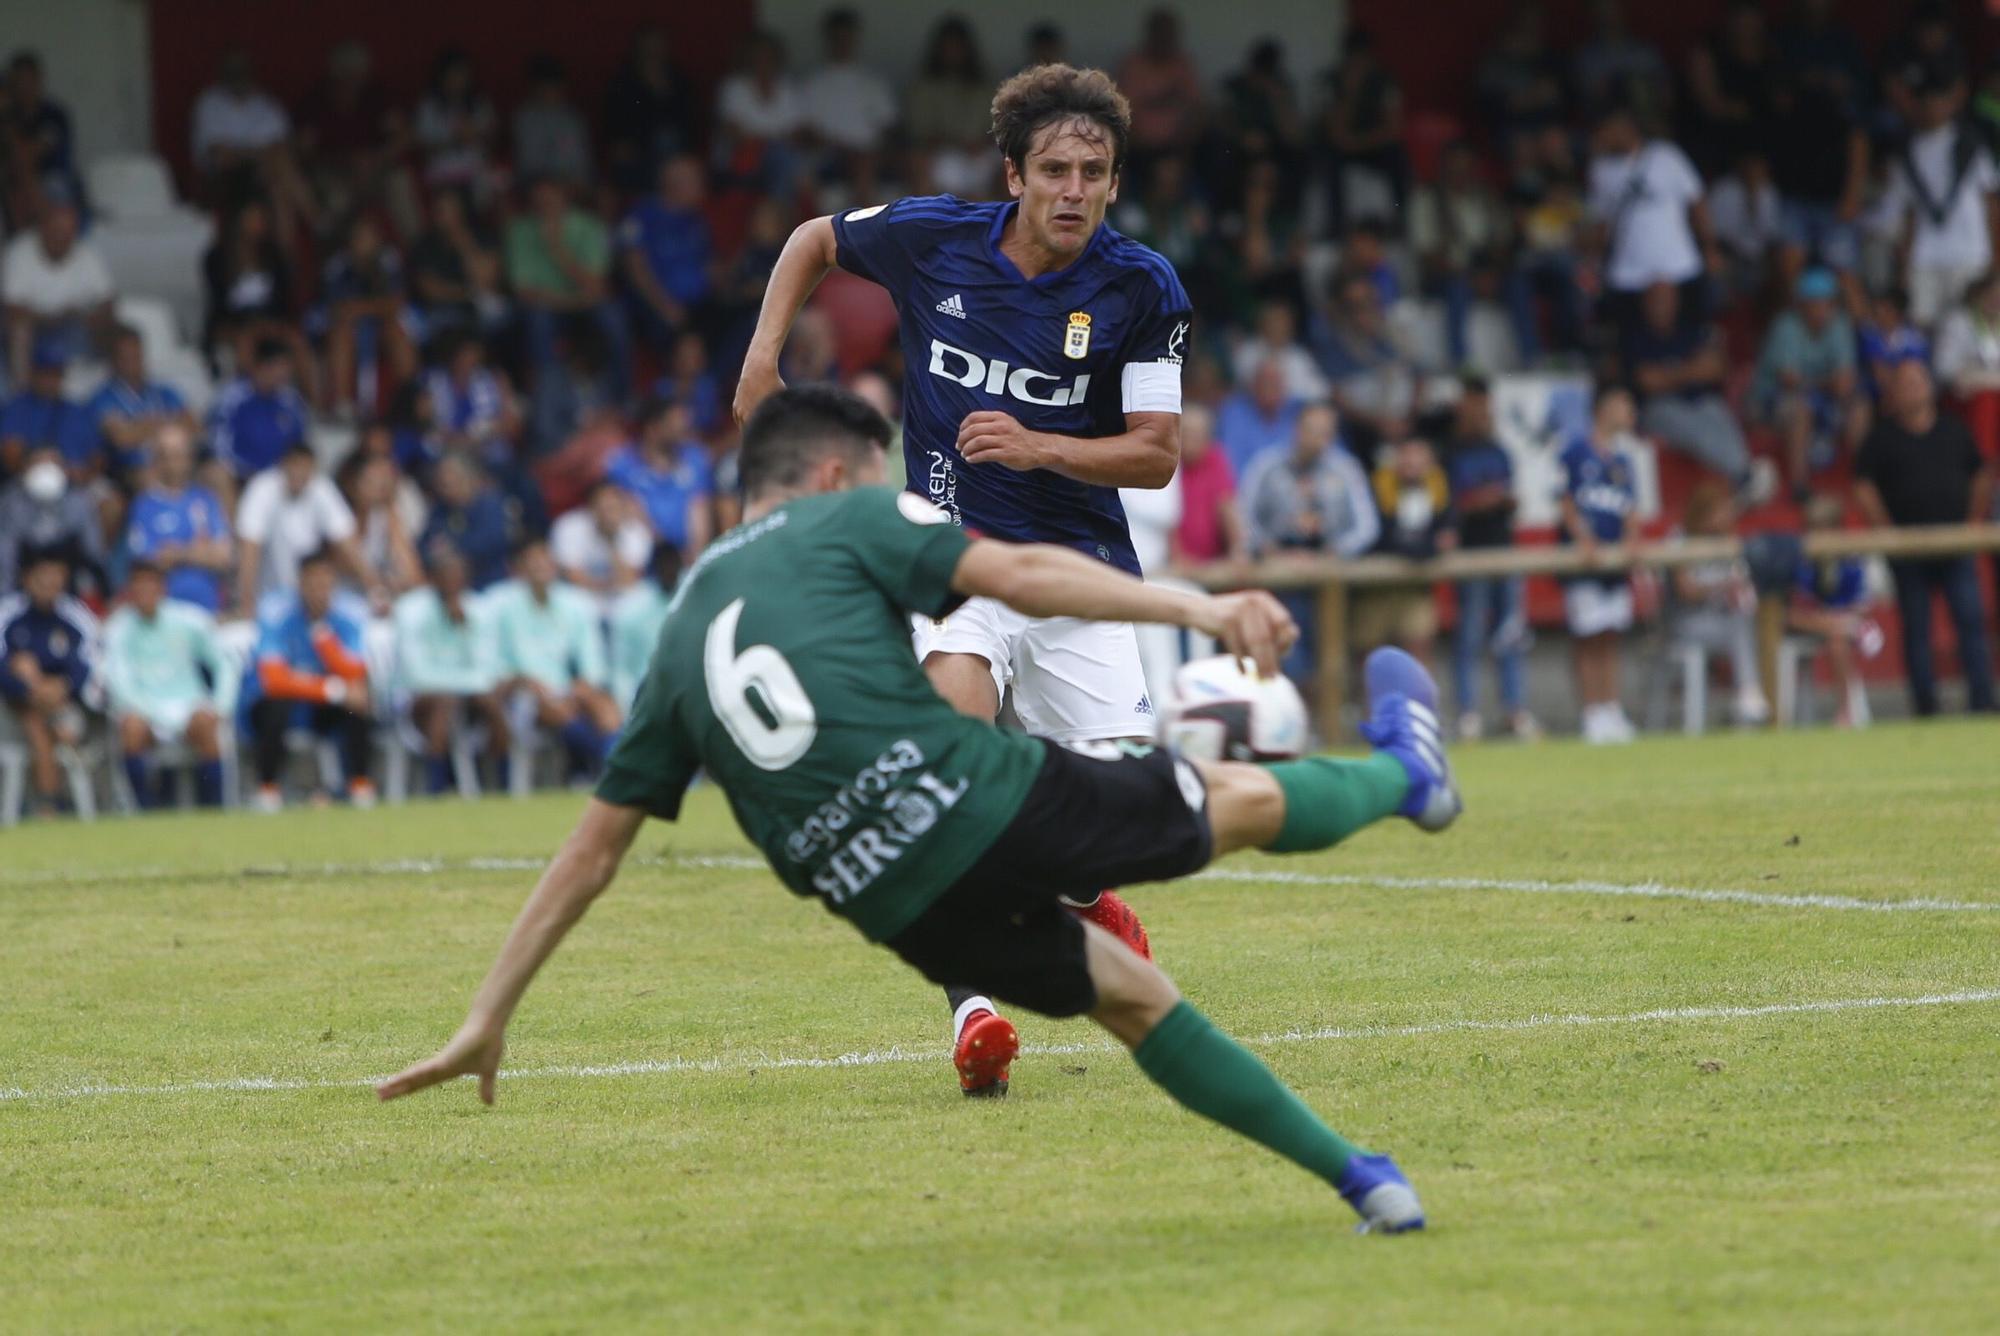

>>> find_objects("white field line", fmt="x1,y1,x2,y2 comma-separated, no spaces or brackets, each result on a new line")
5,852,1997,916
4,987,1998,1105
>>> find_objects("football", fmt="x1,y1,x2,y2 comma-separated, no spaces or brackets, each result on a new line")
1157,654,1310,762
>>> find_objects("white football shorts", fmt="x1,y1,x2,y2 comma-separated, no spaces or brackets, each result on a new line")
911,596,1156,743
1563,581,1636,637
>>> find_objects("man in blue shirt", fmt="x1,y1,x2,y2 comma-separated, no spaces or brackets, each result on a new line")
0,548,98,816
418,453,517,589
605,397,713,556
123,423,231,611
209,336,309,478
0,339,96,480
1215,359,1305,481
733,62,1192,1092
86,325,195,477
244,546,375,810
619,153,712,348
1557,383,1641,745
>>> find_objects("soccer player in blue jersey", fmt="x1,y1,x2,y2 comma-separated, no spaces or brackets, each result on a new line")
735,64,1193,1096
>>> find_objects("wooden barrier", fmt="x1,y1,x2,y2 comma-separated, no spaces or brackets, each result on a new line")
1181,524,2000,739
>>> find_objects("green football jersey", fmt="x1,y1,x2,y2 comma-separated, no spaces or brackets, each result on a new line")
596,487,1046,941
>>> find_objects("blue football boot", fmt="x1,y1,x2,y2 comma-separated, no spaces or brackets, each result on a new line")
1358,647,1461,832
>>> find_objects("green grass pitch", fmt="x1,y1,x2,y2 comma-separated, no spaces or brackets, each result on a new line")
5,721,1999,1331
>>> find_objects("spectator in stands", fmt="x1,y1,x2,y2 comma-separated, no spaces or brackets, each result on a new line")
0,51,83,229
620,154,714,353
799,8,897,203
1409,140,1516,367
1117,9,1206,177
1625,280,1762,498
713,196,793,364
1313,28,1404,229
1853,359,1997,716
1232,300,1326,402
608,543,678,708
407,187,506,338
210,336,309,479
1853,287,1931,399
1213,157,1309,321
412,48,498,206
551,479,652,614
1170,404,1245,568
1476,3,1570,163
1754,268,1867,492
1572,0,1669,122
1706,148,1781,300
1587,104,1715,338
2,192,113,384
103,560,227,809
604,24,700,196
905,16,998,199
201,197,316,401
606,397,714,558
1559,383,1642,744
1769,14,1868,280
1215,357,1300,478
1684,0,1778,177
0,548,96,817
393,542,509,796
190,48,316,239
1,338,94,480
1353,435,1454,666
1665,482,1770,726
86,325,195,479
124,424,229,613
509,176,630,400
235,439,372,615
1242,401,1378,692
418,453,515,590
295,40,416,240
424,330,521,472
1932,269,2000,460
1881,61,1998,327
512,57,593,192
490,536,621,779
1314,269,1418,462
714,30,805,197
0,446,103,597
654,329,723,438
1445,378,1535,741
1222,40,1305,185
1512,166,1591,361
246,546,375,811
338,449,422,606
1790,494,1877,729
316,213,418,419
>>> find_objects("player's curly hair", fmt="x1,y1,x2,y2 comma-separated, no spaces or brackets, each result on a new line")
990,63,1132,175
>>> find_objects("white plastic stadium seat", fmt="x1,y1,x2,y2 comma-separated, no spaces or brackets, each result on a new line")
86,153,216,344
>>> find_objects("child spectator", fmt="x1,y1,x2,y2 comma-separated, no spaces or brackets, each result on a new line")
1789,494,1879,728
245,546,374,811
393,543,510,795
1444,379,1536,740
123,424,230,613
102,560,228,808
1559,384,1642,744
0,548,97,817
1665,482,1770,726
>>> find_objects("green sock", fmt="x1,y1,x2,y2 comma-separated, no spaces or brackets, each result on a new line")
1132,999,1363,1185
1264,753,1410,853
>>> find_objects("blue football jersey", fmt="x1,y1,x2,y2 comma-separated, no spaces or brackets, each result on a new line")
1556,437,1636,546
833,195,1192,576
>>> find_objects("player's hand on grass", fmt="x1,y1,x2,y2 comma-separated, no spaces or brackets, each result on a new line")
733,352,785,426
376,1018,506,1105
1196,590,1298,679
957,411,1047,471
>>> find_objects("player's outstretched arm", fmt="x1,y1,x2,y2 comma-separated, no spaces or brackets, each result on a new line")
376,799,646,1104
950,540,1297,676
733,216,840,426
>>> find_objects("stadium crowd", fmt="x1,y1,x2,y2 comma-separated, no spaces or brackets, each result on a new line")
1,1,1997,816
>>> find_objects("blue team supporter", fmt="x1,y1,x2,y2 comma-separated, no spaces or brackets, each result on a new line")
122,424,230,611
1557,384,1641,745
0,548,99,816
86,325,193,476
606,397,713,555
209,336,310,477
0,339,97,478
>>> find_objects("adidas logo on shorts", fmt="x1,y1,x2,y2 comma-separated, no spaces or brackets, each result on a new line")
935,293,967,319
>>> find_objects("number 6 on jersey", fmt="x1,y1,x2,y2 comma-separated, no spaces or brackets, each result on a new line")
705,598,817,769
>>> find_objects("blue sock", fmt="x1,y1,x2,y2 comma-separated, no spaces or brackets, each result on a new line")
559,717,602,776
425,756,452,794
196,761,224,807
123,757,152,810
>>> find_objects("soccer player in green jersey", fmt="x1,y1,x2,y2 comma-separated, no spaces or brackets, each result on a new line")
379,387,1461,1232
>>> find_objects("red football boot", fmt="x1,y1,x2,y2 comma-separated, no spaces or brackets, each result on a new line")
953,1009,1019,1098
1065,889,1152,960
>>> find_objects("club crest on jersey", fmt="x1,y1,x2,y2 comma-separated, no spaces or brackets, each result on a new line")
1063,312,1091,360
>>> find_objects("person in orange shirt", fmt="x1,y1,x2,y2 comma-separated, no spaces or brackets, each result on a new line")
246,546,376,810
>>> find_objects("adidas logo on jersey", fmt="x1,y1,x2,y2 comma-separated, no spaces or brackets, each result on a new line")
935,293,967,319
